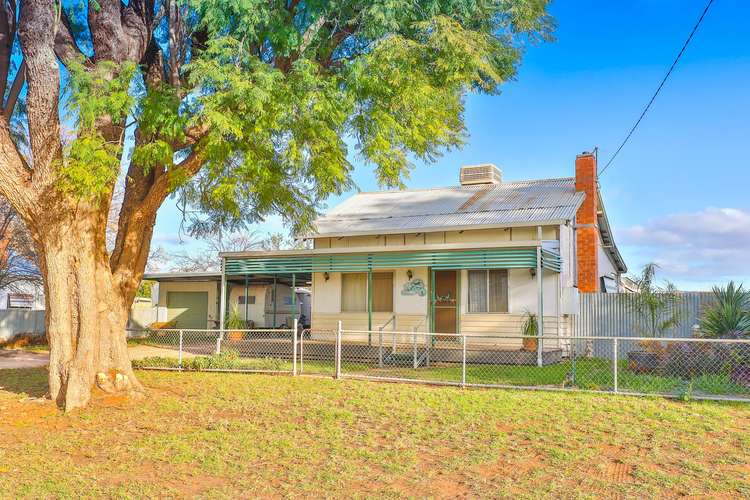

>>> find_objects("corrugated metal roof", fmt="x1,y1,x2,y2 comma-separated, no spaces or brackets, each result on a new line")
311,178,584,237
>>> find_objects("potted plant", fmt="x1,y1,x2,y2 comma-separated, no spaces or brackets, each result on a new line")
521,309,538,352
225,305,245,341
626,263,682,374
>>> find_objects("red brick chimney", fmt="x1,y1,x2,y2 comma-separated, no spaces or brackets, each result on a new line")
575,152,599,293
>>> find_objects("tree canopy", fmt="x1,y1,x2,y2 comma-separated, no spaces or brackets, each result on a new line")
58,0,554,237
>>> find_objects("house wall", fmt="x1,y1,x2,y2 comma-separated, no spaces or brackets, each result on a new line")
154,280,220,329
228,283,267,326
311,267,429,333
0,282,45,310
311,263,570,345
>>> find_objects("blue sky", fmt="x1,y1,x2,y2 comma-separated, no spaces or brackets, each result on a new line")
153,0,750,290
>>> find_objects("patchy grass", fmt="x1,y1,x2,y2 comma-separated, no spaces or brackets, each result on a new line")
136,353,750,398
1,368,749,497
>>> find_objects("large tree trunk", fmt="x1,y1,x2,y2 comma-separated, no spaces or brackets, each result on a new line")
35,213,143,411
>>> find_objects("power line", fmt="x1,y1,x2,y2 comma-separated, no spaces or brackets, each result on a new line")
599,0,716,176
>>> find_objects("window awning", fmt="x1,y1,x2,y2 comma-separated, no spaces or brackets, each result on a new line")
224,247,561,275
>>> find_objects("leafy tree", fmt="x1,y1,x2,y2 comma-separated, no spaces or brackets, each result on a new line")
0,0,553,409
698,282,750,338
136,280,156,299
628,263,682,338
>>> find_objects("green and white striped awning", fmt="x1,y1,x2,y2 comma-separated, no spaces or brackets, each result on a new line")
224,248,561,275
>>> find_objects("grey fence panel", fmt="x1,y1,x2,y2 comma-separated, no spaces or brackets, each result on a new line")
572,292,716,358
0,310,45,341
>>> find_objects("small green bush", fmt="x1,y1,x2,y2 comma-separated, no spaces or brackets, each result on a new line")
133,350,286,372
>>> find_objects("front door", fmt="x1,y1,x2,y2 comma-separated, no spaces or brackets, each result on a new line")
433,270,458,338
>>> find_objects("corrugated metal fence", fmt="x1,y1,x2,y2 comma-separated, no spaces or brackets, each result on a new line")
571,292,716,358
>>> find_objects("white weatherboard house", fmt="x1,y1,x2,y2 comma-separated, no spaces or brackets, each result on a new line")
218,152,626,359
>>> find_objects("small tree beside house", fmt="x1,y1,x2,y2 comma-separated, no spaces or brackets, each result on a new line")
626,263,682,373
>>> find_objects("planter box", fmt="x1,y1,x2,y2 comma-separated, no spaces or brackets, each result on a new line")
627,350,660,374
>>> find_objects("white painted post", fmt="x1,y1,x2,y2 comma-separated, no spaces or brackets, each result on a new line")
292,318,298,376
335,320,342,379
613,338,619,393
178,330,183,369
461,333,467,388
536,225,544,367
219,258,227,331
299,325,304,374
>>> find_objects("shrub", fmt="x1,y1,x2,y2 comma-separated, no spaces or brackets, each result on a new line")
627,263,682,338
132,350,286,372
0,333,47,350
699,282,750,339
660,343,729,379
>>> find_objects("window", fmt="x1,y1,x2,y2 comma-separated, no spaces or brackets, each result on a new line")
238,295,256,305
372,272,393,312
468,269,508,313
341,273,367,312
341,272,393,312
7,293,34,309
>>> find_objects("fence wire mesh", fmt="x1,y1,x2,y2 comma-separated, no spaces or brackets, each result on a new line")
127,328,750,401
128,328,295,373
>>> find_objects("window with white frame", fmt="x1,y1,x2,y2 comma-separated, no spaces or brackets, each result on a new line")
467,269,508,313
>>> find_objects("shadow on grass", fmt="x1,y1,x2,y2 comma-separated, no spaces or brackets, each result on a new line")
0,367,48,398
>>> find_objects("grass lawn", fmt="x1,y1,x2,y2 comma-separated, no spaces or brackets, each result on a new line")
1,368,749,498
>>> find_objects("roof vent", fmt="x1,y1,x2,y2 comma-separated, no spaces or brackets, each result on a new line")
459,163,502,186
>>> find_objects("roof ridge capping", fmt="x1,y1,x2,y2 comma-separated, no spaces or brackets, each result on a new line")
341,176,576,197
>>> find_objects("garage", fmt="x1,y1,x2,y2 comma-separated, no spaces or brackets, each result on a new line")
166,291,209,329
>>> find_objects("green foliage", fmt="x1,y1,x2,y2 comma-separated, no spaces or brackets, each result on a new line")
225,305,245,330
521,309,538,337
60,1,553,234
699,281,750,338
137,280,156,299
627,263,682,338
61,59,137,198
131,351,285,371
180,0,553,235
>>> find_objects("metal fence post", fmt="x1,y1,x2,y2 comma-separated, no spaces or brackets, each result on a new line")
215,329,222,355
292,318,298,376
335,320,342,379
178,329,183,370
413,332,418,369
613,337,619,393
299,328,304,374
570,338,578,387
461,334,467,388
378,327,383,368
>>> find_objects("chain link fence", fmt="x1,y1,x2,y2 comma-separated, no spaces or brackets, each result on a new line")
127,327,750,401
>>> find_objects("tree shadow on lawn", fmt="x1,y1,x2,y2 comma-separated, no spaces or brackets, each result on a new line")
0,367,48,398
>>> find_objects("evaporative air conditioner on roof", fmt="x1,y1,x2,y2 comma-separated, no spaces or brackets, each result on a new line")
459,163,502,186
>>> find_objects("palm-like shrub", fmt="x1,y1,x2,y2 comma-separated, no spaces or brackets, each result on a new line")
628,263,682,338
699,282,750,338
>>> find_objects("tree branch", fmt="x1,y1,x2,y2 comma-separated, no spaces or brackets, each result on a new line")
54,10,88,65
18,0,61,181
0,0,15,104
2,60,23,120
0,120,35,219
296,15,326,60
